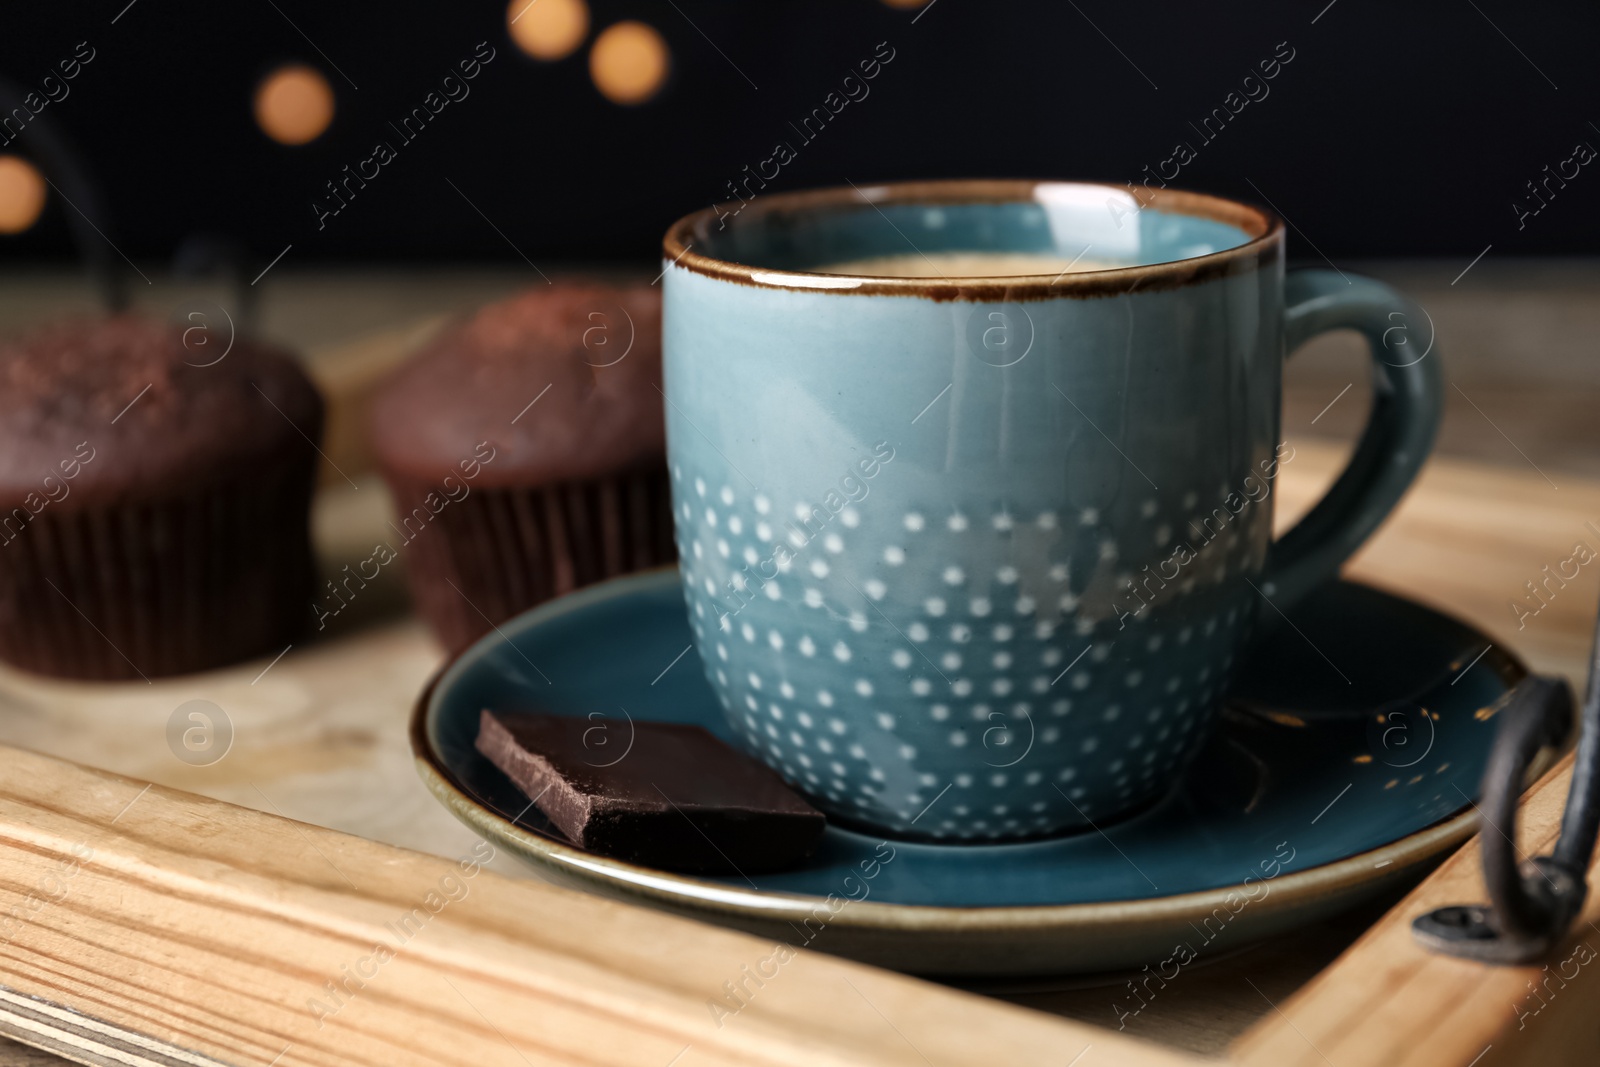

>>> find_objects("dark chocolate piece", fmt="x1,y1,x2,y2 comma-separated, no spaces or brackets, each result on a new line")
476,709,825,873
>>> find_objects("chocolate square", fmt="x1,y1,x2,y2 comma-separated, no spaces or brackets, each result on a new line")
476,709,826,873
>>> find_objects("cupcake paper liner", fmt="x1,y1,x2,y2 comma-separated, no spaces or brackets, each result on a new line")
0,457,317,680
385,466,676,652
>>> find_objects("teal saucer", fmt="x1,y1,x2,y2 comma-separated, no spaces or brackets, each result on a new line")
412,568,1553,977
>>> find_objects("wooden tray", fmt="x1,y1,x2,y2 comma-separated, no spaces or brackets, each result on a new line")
0,434,1596,1064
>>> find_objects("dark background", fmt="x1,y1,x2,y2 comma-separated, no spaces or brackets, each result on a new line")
1,0,1596,275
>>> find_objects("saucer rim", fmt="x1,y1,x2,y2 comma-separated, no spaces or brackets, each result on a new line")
411,567,1537,934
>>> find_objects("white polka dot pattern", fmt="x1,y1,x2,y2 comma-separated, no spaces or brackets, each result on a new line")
671,463,1271,841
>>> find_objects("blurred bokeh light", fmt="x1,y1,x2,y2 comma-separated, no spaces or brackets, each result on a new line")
508,0,590,61
0,156,46,235
253,64,335,145
589,21,669,105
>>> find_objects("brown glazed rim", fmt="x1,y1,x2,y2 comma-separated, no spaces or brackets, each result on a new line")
661,179,1285,301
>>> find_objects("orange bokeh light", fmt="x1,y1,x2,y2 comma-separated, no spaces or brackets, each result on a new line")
254,65,335,145
0,156,46,235
508,0,590,61
589,21,670,105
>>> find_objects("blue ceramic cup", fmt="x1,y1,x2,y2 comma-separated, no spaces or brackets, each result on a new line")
661,181,1440,842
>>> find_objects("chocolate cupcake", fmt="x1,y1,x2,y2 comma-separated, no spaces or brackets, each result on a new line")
0,315,324,680
370,283,673,651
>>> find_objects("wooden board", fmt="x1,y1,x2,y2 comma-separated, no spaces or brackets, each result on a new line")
1233,750,1598,1067
0,715,1594,1066
0,746,1198,1067
0,436,1596,1064
0,261,1592,1064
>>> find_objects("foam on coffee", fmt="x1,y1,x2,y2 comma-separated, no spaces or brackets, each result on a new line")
811,251,1118,278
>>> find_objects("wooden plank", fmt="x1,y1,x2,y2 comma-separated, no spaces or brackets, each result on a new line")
0,1036,89,1067
993,896,1399,1057
0,747,1198,1067
1231,751,1597,1067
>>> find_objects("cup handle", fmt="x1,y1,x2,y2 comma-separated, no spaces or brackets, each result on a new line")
1260,269,1443,610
